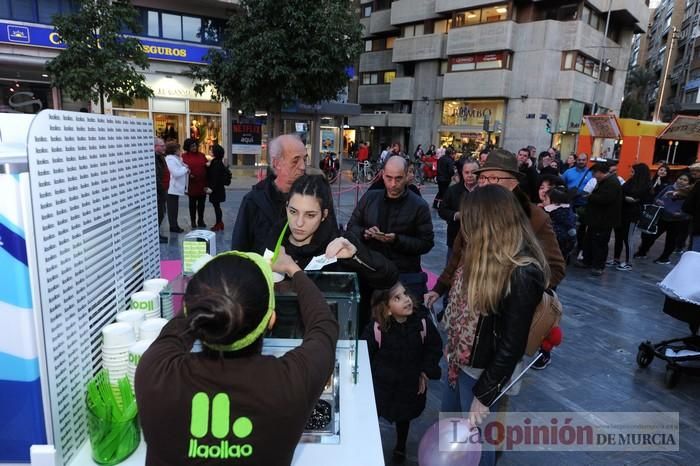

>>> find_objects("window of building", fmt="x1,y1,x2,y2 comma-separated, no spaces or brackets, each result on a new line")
434,19,452,34
375,0,391,11
365,40,373,52
402,23,425,37
448,51,512,72
386,36,396,49
361,4,372,17
0,0,77,24
439,60,449,76
453,4,509,28
562,51,615,84
361,71,396,85
542,2,579,21
128,8,226,45
147,10,159,36
182,15,201,42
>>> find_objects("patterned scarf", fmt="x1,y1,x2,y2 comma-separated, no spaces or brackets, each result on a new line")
445,265,481,388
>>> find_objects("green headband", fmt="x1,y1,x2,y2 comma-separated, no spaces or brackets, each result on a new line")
185,250,275,352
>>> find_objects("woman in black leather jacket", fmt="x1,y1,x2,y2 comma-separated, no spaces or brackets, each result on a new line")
441,185,549,466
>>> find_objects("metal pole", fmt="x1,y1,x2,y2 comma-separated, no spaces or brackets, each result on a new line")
654,28,678,121
591,0,612,115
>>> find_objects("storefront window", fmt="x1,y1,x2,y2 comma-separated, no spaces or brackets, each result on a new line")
154,113,185,143
0,81,53,113
441,100,505,128
189,115,220,156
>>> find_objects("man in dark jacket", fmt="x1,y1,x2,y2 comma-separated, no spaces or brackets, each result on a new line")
434,148,455,208
231,134,307,253
348,156,434,298
581,162,623,276
682,175,700,252
154,137,168,243
517,147,539,203
439,158,479,253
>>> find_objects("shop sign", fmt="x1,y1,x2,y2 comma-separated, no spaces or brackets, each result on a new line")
583,115,621,139
0,20,211,64
145,75,213,100
450,52,506,72
231,123,262,155
658,115,700,141
442,100,505,127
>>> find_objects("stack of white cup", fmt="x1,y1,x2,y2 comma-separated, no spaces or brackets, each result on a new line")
102,323,136,388
143,278,172,319
139,318,168,341
127,339,154,387
130,290,160,319
116,310,145,340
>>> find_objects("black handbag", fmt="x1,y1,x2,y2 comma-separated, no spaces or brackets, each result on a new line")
638,204,663,234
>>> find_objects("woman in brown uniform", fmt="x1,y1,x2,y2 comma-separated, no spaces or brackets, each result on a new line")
135,250,339,465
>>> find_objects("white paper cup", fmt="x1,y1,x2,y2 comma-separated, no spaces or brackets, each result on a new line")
128,339,154,367
143,278,169,293
102,323,136,348
130,291,160,316
116,310,145,338
139,318,167,341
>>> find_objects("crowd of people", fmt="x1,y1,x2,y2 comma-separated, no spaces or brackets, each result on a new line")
142,132,700,465
154,137,232,243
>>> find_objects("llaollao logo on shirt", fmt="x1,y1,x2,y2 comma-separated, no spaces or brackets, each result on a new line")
188,392,254,460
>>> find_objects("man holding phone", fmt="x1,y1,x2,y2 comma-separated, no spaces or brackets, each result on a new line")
348,156,434,300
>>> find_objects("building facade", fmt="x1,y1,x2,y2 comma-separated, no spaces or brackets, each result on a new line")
0,0,359,167
351,0,648,158
0,0,238,155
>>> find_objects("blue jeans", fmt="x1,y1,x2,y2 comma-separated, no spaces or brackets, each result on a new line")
441,370,500,466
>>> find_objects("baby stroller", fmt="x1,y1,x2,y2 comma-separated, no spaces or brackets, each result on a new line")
637,251,700,388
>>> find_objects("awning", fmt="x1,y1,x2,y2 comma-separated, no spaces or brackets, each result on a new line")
658,115,700,141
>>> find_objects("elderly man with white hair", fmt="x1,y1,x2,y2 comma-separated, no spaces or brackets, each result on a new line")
231,134,308,253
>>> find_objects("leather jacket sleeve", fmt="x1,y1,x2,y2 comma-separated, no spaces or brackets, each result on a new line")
340,232,399,289
473,264,545,407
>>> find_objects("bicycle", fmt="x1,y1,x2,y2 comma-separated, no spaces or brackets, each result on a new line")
352,160,375,183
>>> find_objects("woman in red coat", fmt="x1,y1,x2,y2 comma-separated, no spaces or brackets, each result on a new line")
181,138,209,228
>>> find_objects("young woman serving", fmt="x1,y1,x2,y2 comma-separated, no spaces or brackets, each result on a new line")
269,174,398,290
135,250,338,466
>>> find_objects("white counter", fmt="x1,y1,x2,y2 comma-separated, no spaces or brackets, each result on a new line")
69,340,383,466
